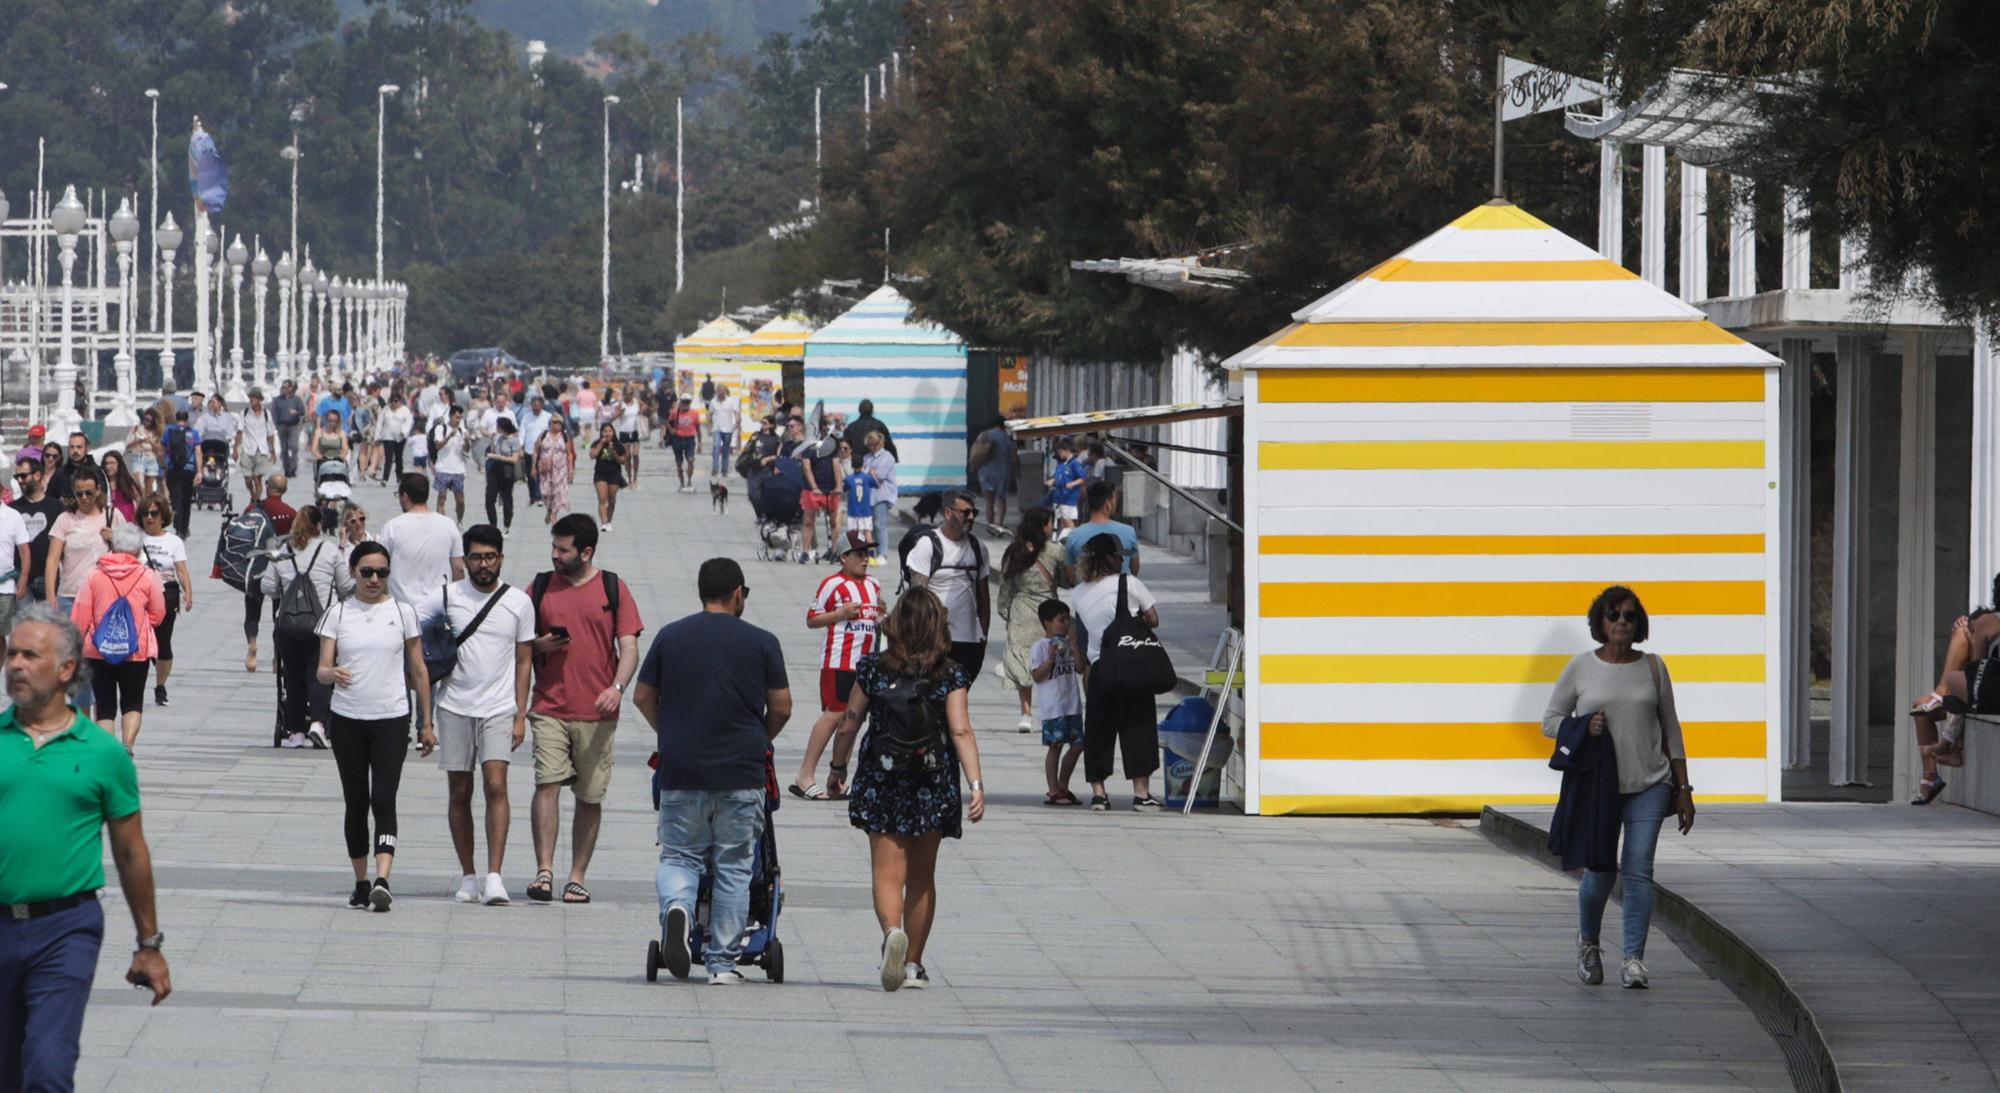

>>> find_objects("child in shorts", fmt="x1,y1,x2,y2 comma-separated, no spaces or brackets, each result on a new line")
1029,598,1084,805
408,426,430,470
843,453,876,560
1046,439,1085,529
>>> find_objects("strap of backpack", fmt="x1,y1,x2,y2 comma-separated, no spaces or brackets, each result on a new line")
529,571,552,632
926,532,944,577
456,583,511,645
1116,571,1130,617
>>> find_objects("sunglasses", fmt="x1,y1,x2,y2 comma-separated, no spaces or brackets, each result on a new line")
1607,608,1641,623
953,507,978,518
357,566,391,579
72,490,98,499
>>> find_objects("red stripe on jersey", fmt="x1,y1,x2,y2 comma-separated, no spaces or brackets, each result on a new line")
811,573,881,671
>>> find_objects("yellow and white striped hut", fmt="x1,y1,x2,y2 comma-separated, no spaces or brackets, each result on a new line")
1224,201,1782,815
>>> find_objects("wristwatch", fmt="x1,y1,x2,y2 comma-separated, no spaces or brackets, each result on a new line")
614,681,627,694
136,932,165,952
968,779,984,792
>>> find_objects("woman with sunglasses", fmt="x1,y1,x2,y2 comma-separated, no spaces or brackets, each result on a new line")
44,466,124,612
1541,585,1695,990
264,506,352,749
317,540,433,911
589,423,626,532
337,504,371,551
138,498,193,707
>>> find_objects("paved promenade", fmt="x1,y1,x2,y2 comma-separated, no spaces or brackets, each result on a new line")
71,461,1792,1091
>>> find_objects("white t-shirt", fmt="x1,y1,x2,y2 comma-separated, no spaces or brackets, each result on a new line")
377,511,464,607
139,532,187,592
412,580,535,718
1072,574,1158,663
415,387,441,418
316,597,421,720
904,531,990,643
0,506,29,593
1028,636,1083,721
236,408,278,455
709,398,740,436
476,407,502,438
378,404,414,442
431,424,468,475
616,401,643,432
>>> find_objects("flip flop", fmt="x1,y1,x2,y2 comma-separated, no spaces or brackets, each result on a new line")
788,782,829,801
562,881,591,904
527,870,553,902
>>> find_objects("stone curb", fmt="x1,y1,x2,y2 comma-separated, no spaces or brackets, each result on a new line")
1479,806,1841,1093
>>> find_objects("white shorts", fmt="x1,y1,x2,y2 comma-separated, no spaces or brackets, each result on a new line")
436,708,519,772
1055,503,1079,522
846,515,873,534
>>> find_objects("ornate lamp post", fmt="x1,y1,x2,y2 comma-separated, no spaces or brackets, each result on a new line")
376,84,399,282
225,235,249,402
48,185,88,437
327,277,343,374
299,257,318,378
155,214,182,393
601,93,619,365
251,248,271,384
316,269,332,379
107,198,142,427
275,252,295,385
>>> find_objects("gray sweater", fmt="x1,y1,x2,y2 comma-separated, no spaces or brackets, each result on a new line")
1541,650,1687,794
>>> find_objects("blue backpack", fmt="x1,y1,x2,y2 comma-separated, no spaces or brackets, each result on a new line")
91,573,145,665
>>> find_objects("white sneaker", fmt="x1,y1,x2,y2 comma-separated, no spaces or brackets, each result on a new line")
305,722,330,750
880,927,909,992
903,963,929,989
708,969,746,986
601,523,612,533
282,733,307,749
1620,957,1650,989
453,875,479,903
481,873,510,905
1016,716,1034,734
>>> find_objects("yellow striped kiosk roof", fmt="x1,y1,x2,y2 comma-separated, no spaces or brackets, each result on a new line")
1226,202,1778,371
729,314,817,362
673,316,748,357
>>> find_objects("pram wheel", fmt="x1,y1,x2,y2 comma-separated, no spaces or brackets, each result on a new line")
645,939,662,983
764,937,784,982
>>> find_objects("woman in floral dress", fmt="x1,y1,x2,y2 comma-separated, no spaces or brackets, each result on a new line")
834,588,987,992
535,414,576,522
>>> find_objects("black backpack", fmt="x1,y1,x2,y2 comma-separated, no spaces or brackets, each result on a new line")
211,507,277,591
274,544,328,641
896,527,985,594
165,425,196,474
868,672,948,774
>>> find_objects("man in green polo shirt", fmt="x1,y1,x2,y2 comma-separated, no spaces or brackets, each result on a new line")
0,604,170,1090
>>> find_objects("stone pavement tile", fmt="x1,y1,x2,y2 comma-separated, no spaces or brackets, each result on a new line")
567,1034,714,1068
422,1016,566,1063
1138,1042,1315,1091
125,1011,286,1062
848,1031,1007,1088
275,1018,427,1064
266,1068,422,1093
103,1061,269,1093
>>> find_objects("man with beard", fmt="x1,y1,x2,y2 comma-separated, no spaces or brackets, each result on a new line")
524,514,642,905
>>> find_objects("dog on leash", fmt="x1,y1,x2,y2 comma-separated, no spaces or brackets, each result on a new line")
710,480,729,514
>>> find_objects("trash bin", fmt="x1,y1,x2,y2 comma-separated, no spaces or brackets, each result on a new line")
1159,695,1230,809
78,420,105,447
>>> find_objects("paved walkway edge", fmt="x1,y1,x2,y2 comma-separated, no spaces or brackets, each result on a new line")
1479,807,1840,1093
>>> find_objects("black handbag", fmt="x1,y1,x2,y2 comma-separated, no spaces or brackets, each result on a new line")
1091,573,1177,695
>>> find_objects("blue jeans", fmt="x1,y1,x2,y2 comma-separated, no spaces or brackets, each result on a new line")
1578,778,1673,959
710,430,735,477
0,898,104,1091
656,788,764,974
872,500,894,540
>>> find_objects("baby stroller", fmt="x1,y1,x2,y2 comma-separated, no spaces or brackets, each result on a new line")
314,458,353,532
194,439,232,510
754,459,807,564
645,751,785,983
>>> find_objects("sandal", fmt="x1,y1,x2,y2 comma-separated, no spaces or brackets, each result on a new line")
1911,776,1947,805
826,780,850,800
527,870,554,902
1044,790,1080,806
788,782,829,801
562,881,591,904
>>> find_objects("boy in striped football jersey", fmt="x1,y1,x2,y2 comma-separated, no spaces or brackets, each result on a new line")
788,533,883,801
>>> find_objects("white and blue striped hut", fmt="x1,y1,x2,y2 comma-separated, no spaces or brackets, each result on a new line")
803,285,969,493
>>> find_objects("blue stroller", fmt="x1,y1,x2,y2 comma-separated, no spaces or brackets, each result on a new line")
645,749,786,983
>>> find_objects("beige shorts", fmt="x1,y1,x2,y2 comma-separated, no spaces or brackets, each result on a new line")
436,708,519,772
242,452,279,478
530,713,617,803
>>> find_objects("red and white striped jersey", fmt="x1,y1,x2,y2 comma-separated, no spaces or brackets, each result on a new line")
809,573,883,671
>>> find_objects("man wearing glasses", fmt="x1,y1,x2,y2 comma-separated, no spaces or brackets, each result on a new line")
412,525,535,907
8,459,62,605
904,489,993,680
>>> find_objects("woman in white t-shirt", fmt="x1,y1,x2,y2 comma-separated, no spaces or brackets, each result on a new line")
316,539,434,912
138,497,194,708
615,388,645,487
1071,533,1162,812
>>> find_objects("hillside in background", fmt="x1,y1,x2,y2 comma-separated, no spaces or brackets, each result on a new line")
338,0,817,56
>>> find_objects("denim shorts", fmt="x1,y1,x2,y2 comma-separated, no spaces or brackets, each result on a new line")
434,471,466,494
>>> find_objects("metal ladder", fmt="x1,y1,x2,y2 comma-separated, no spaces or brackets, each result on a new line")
1181,627,1243,815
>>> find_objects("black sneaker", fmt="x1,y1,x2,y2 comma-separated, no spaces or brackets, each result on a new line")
662,905,692,980
369,878,394,913
153,685,169,707
1089,795,1110,812
348,880,371,909
1133,796,1162,812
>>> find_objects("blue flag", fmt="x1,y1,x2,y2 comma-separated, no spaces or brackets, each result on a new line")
189,129,230,213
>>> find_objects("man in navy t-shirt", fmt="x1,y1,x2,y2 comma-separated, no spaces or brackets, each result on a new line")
631,557,792,984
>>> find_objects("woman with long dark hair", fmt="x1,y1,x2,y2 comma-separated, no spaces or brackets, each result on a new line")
590,423,626,532
833,588,986,991
263,505,352,750
1072,534,1162,812
138,497,193,708
1907,572,2000,797
98,451,142,524
997,506,1069,734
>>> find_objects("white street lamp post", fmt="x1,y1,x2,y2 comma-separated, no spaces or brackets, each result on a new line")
321,271,333,377
146,89,160,333
107,198,141,426
252,248,271,384
225,235,249,402
280,141,300,371
49,185,87,437
328,278,343,373
376,84,399,284
601,94,618,365
275,252,295,385
299,257,318,378
156,214,181,393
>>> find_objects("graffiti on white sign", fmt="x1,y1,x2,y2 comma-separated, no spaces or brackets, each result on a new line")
1501,56,1608,121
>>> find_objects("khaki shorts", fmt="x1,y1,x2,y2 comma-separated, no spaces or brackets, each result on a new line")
436,708,519,773
242,452,279,478
530,713,617,803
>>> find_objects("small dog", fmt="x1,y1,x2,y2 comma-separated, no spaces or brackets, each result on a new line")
710,480,729,514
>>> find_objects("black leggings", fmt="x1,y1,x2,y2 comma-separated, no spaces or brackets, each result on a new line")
273,631,332,744
484,470,516,529
1083,671,1159,783
244,587,264,643
380,439,404,482
89,658,151,718
331,711,410,860
155,600,179,662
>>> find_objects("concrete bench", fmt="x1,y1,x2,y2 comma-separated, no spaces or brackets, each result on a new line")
1940,713,2000,816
